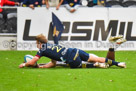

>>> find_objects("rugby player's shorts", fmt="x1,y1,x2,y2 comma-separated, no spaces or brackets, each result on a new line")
66,48,89,68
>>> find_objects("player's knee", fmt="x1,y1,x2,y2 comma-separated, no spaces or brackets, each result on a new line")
88,54,99,62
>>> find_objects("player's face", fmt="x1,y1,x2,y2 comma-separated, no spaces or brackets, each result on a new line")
36,41,41,49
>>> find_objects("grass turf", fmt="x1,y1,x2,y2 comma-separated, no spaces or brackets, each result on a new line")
0,51,136,91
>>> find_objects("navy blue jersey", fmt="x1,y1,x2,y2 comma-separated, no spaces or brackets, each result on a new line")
36,43,68,61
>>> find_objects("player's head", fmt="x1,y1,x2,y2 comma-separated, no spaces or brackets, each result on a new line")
35,34,48,49
35,34,48,43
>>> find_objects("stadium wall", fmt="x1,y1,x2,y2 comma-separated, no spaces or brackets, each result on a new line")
17,7,136,51
0,34,16,50
0,7,135,50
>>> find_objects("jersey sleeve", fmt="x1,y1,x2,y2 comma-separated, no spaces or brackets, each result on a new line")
5,0,15,6
35,50,43,58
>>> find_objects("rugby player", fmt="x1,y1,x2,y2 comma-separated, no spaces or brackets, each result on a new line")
19,34,126,68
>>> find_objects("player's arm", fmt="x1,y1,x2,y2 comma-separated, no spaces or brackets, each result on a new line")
39,59,56,68
45,0,49,9
5,0,15,6
56,0,64,10
19,56,39,68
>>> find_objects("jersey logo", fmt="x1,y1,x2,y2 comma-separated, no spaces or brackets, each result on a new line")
53,26,60,37
61,48,68,55
52,46,62,53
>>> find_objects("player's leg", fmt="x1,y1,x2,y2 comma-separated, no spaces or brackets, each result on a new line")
82,62,109,68
106,35,127,67
107,35,126,60
78,49,108,64
68,57,109,68
106,48,115,60
67,49,108,68
78,50,109,68
76,48,126,68
87,55,126,68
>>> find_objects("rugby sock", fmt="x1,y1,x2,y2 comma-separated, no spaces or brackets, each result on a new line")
105,58,119,66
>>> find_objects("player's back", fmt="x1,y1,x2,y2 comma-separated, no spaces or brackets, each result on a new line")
40,43,66,61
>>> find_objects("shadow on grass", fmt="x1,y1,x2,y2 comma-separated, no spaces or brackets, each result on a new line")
21,66,126,70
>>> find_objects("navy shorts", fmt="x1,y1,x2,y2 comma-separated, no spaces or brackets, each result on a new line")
78,49,89,61
66,48,89,68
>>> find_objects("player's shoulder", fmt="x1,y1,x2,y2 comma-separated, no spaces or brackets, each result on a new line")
37,49,43,53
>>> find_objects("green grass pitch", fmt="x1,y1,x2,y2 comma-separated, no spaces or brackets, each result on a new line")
0,51,136,91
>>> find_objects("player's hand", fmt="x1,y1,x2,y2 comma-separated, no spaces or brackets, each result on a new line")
15,2,20,6
56,6,59,10
19,63,25,68
29,4,35,9
46,4,49,9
